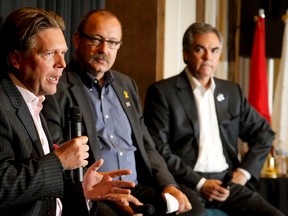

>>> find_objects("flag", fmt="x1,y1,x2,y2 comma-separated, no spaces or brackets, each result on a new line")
272,13,288,152
248,15,271,123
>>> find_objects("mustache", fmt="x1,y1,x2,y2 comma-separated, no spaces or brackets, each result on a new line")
201,61,212,67
93,53,110,63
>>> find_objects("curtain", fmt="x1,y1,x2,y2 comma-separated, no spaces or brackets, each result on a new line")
0,0,105,61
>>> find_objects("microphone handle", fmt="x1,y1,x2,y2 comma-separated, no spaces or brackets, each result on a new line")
69,112,83,183
221,170,233,188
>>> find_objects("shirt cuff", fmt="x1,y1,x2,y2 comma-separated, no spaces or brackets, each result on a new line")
237,168,251,180
196,177,206,191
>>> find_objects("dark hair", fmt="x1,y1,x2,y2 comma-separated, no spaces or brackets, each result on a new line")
0,7,65,71
182,22,223,53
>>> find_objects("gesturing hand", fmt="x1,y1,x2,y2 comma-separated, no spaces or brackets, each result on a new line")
82,159,135,202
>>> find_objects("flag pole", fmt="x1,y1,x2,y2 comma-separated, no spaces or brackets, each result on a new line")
250,8,277,178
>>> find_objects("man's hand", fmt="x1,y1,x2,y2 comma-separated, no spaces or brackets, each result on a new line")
83,159,143,215
82,159,135,201
109,194,144,216
161,185,192,214
54,136,89,170
231,170,248,185
200,179,230,202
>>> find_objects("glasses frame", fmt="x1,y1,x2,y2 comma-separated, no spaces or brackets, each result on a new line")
78,31,122,49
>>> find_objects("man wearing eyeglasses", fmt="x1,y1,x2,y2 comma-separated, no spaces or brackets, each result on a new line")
42,9,192,216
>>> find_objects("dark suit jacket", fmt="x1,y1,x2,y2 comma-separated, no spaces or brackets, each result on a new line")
144,70,274,188
0,73,64,216
42,60,177,216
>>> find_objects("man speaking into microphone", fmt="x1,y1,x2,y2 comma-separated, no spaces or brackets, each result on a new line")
0,7,139,216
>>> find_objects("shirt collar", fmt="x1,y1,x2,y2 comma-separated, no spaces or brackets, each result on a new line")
8,73,45,112
185,67,216,92
77,68,115,91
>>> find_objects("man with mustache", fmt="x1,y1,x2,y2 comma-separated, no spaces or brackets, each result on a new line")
143,22,284,216
42,9,192,216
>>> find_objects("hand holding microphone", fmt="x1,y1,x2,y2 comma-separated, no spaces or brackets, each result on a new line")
68,106,86,183
54,107,89,182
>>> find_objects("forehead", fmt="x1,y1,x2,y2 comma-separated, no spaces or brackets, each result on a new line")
192,32,221,48
84,14,122,38
32,28,67,50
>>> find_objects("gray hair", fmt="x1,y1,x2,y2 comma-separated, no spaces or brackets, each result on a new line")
182,22,223,53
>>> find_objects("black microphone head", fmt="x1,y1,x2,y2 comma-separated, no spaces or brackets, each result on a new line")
145,204,155,215
68,106,82,122
131,204,155,215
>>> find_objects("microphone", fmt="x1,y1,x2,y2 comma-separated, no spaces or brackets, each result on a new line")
68,106,83,183
221,170,233,188
130,204,155,215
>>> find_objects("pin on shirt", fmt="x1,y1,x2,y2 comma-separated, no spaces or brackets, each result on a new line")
217,93,225,102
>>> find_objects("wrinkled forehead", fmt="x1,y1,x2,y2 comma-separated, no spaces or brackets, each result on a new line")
84,14,122,38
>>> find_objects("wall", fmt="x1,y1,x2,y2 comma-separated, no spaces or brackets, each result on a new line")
105,0,162,104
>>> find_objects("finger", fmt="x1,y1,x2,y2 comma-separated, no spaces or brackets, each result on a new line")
128,196,143,206
87,159,104,172
79,135,89,143
111,187,131,194
105,194,129,206
112,180,135,188
107,169,132,178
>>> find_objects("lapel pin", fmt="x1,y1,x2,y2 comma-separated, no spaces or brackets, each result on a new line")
123,91,129,99
126,102,131,107
217,93,225,102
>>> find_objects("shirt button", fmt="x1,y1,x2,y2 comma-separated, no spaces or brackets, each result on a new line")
105,115,109,119
119,152,123,156
110,135,114,139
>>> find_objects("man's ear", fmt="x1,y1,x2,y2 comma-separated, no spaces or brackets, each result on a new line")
9,50,21,70
183,51,188,64
73,32,80,49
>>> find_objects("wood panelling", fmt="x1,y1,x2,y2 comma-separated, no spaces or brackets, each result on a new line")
105,0,165,104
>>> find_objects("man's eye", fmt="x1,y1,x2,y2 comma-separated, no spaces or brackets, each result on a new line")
46,52,55,56
212,48,221,54
195,47,204,53
108,41,118,46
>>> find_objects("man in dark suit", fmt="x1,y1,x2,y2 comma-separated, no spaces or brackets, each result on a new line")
144,22,285,216
0,7,138,216
42,9,192,216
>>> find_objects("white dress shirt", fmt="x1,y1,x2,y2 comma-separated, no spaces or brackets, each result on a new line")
185,69,251,190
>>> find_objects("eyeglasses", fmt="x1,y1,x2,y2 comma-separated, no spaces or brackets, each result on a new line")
78,31,122,49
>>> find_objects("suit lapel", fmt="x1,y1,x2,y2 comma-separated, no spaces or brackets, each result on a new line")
1,76,44,156
213,79,231,123
112,81,142,143
40,114,55,151
176,72,200,145
111,77,151,168
213,79,237,159
66,70,100,160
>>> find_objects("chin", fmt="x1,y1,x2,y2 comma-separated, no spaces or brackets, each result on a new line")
45,89,57,96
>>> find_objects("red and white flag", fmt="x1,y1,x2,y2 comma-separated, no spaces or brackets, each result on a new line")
248,13,271,123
